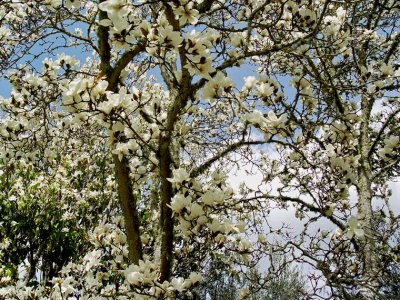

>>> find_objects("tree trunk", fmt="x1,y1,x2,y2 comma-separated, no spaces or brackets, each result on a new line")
357,96,379,299
97,2,143,264
158,133,174,282
113,155,143,264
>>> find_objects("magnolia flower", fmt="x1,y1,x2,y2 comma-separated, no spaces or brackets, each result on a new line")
0,26,11,42
285,1,298,14
298,78,311,89
258,234,266,243
24,73,46,88
61,78,86,105
299,8,316,25
174,4,199,26
126,271,143,286
324,16,340,36
202,72,232,99
203,29,220,47
229,32,244,47
378,135,399,161
257,82,274,98
215,71,233,89
344,171,357,185
85,273,101,289
242,110,266,126
201,189,225,206
188,272,202,284
97,88,131,114
170,277,186,292
380,63,394,76
215,233,226,243
265,111,287,131
197,215,208,225
98,0,128,15
384,135,399,148
91,80,108,98
323,203,336,217
189,203,204,219
60,277,75,296
235,221,246,233
159,25,183,49
237,288,250,300
336,7,347,21
170,194,191,213
195,60,215,80
83,250,102,271
202,81,218,99
168,168,190,184
98,0,130,32
184,34,216,79
64,0,80,9
112,143,131,161
238,238,252,251
346,216,364,239
56,53,79,69
378,147,395,161
243,76,257,89
336,183,349,199
185,57,215,81
208,218,222,232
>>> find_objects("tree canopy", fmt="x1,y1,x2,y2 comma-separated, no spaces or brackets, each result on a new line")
0,0,399,299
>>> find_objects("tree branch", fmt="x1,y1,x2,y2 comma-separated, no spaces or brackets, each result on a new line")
109,42,146,88
190,140,265,178
97,1,143,264
113,156,143,264
368,107,400,158
266,194,346,231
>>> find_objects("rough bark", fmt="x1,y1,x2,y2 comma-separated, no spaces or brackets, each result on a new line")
113,156,143,264
157,4,193,281
158,133,174,282
97,0,143,264
357,95,380,299
158,87,189,281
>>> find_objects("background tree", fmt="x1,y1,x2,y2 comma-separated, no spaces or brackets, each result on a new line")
198,254,306,300
0,0,399,299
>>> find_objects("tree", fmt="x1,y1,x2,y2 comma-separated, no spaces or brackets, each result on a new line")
0,0,399,299
198,254,306,300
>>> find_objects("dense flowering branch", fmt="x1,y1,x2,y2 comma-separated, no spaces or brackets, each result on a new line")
0,0,399,299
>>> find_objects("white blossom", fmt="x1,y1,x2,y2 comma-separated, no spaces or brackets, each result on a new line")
346,216,364,239
168,168,190,184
